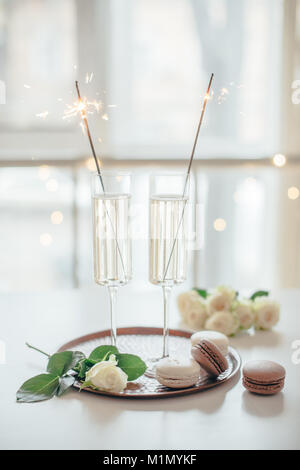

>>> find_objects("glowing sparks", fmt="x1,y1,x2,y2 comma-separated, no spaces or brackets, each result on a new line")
102,113,109,120
85,72,94,84
217,87,229,104
273,153,286,168
36,111,49,119
79,122,86,135
63,97,102,121
23,84,31,89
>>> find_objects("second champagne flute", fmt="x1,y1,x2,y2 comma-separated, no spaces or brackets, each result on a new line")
92,171,132,347
147,173,189,376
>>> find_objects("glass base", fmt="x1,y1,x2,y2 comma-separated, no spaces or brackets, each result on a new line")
145,356,168,378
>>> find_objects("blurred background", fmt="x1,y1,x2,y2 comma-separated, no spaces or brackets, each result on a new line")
0,0,300,293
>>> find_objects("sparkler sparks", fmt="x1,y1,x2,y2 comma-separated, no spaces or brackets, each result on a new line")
36,111,49,119
62,96,102,121
85,72,94,84
79,121,86,135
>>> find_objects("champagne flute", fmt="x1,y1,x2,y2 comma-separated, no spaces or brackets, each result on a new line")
147,173,189,375
92,171,132,346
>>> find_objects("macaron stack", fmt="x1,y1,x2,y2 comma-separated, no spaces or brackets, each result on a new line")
156,330,229,389
191,330,229,356
191,339,228,376
155,328,286,396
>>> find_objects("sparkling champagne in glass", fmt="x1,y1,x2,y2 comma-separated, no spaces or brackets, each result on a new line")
147,173,189,375
92,171,132,346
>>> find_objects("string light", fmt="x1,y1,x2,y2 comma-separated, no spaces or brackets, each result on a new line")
85,157,98,171
213,218,226,231
46,179,58,192
40,233,52,246
288,186,299,200
273,154,286,167
51,211,64,225
36,111,49,119
38,165,50,181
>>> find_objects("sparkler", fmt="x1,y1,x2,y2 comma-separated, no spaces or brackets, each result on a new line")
75,80,104,192
74,80,126,278
163,73,214,281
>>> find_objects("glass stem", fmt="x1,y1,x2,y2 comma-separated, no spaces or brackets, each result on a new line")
108,285,118,346
162,285,172,358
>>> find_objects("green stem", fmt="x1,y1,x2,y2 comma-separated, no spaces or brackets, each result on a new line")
25,342,50,358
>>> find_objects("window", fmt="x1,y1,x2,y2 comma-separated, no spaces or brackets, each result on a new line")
0,1,300,293
0,0,286,159
107,0,283,158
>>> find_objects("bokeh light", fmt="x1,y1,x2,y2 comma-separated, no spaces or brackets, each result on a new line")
51,211,64,224
40,233,53,247
85,157,98,171
38,165,50,181
213,218,227,232
46,178,59,192
273,153,286,167
288,186,300,200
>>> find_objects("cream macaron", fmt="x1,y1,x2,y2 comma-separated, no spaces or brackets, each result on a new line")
156,357,201,389
190,330,229,356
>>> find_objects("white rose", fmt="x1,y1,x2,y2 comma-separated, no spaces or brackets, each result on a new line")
253,297,280,330
177,290,208,329
205,311,239,337
206,286,236,316
233,299,254,330
85,354,128,392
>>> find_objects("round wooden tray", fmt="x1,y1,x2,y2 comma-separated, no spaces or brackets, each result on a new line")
58,327,241,399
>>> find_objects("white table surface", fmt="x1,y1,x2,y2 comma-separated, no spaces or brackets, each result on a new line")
1,285,300,450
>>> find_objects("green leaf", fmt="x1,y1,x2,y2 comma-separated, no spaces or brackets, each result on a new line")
193,288,207,299
250,290,269,301
79,379,97,391
47,350,85,377
117,353,147,381
56,375,75,396
16,374,59,403
88,345,119,362
75,358,96,379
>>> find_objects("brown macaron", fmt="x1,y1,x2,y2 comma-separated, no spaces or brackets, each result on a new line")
191,339,228,376
242,360,286,395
